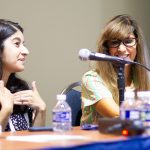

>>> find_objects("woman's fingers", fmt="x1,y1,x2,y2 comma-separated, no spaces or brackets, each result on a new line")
13,90,33,105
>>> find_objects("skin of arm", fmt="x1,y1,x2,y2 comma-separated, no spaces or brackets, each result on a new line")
0,80,14,131
93,97,119,117
32,106,46,126
30,81,46,126
82,71,119,118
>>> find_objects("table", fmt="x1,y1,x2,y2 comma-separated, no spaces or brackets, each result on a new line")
0,127,150,150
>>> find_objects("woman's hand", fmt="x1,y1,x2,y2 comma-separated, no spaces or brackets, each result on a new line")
0,80,14,131
13,81,46,111
0,80,13,113
13,81,46,126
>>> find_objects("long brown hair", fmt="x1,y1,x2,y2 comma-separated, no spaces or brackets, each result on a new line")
95,14,150,104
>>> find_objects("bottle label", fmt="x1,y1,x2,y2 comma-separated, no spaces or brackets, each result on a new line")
53,112,71,122
120,110,140,120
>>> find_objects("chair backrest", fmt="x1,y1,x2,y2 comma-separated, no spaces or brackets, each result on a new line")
61,82,82,126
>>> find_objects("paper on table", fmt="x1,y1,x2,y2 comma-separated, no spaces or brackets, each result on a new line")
6,134,90,142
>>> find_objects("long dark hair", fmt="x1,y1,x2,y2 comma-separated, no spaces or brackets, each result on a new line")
0,19,30,113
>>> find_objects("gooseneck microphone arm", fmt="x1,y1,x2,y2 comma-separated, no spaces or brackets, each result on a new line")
88,51,150,71
130,61,150,72
79,49,150,105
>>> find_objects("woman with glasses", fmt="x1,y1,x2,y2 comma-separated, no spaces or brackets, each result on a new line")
81,14,150,125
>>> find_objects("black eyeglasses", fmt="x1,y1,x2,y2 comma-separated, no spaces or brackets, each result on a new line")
107,38,137,48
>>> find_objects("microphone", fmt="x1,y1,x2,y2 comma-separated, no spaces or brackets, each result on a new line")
79,48,133,64
79,48,150,71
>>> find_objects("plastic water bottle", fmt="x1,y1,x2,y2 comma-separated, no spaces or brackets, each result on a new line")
137,91,150,127
120,91,140,120
52,94,72,131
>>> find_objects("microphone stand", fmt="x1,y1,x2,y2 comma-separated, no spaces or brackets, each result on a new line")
115,60,150,106
116,64,125,106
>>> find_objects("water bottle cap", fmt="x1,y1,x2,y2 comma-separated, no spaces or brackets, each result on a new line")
137,91,150,98
124,91,135,99
56,94,66,100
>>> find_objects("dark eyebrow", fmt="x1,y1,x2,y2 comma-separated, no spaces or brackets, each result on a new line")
12,37,21,40
12,37,25,43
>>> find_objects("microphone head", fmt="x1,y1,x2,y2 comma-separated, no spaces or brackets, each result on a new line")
79,48,91,60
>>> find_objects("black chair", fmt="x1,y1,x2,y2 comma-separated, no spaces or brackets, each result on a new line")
61,82,82,126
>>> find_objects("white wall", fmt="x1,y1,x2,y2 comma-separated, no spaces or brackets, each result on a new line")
0,0,150,125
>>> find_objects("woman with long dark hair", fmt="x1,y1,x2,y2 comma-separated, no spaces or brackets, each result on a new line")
0,19,46,131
